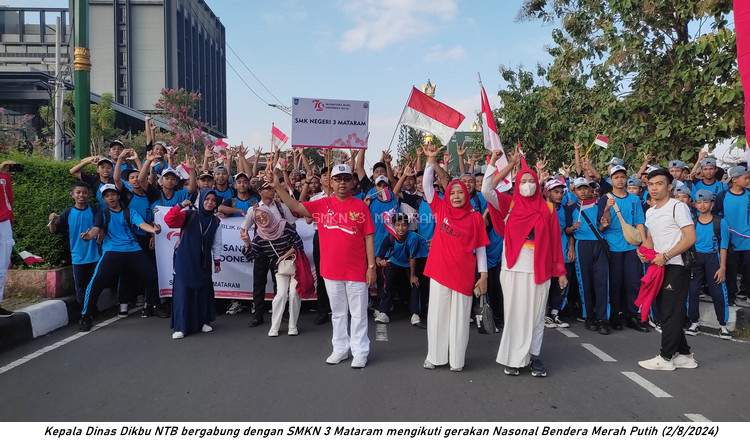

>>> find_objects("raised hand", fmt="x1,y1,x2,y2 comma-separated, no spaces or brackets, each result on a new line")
456,142,467,157
422,143,439,161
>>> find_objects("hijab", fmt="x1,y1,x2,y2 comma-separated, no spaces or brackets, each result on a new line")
442,179,485,252
254,205,286,241
503,157,565,284
197,189,222,231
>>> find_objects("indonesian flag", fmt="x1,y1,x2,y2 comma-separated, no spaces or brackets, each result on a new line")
399,87,465,145
480,81,512,191
382,208,400,239
579,198,598,211
736,0,750,160
213,138,228,152
593,134,609,148
19,251,44,265
175,162,192,180
272,123,289,150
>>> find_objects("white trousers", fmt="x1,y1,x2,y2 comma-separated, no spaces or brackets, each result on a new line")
269,273,300,333
497,249,550,368
0,220,14,303
425,280,472,369
323,279,370,358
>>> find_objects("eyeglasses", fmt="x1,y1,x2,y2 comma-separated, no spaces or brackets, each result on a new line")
332,175,352,182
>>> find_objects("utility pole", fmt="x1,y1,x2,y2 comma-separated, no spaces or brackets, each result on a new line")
72,0,91,159
54,16,63,161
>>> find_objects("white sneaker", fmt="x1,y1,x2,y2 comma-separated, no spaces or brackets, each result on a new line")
288,328,299,336
171,331,184,340
268,329,279,337
326,352,349,365
118,303,129,317
201,324,213,333
374,311,390,324
673,353,698,369
423,360,436,369
734,298,750,308
638,355,675,371
720,327,731,340
685,322,699,336
410,314,420,325
544,316,557,328
351,355,367,369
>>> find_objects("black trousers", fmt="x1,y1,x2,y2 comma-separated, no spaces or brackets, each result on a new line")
487,264,503,322
81,250,158,316
72,262,97,306
381,265,410,314
575,240,610,321
609,249,642,321
135,234,161,306
726,249,750,304
688,252,729,326
657,265,691,359
252,254,273,321
414,257,429,318
313,231,330,316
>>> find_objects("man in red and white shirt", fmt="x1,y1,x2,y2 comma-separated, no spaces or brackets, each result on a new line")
0,161,17,317
272,164,376,369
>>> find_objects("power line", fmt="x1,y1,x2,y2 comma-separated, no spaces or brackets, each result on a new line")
226,42,286,107
226,57,273,106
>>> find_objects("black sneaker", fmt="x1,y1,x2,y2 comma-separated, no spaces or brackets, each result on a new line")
153,305,170,318
584,320,599,332
415,321,427,329
598,321,611,335
0,307,13,317
530,357,547,377
79,315,93,332
627,317,650,332
248,317,264,327
314,314,330,325
140,304,152,318
504,367,520,376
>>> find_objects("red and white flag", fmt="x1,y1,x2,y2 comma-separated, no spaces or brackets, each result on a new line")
735,0,750,162
19,251,44,265
480,79,512,191
271,123,289,150
398,87,465,145
175,162,192,181
593,134,609,148
212,138,229,157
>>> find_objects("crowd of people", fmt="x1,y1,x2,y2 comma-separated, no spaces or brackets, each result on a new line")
39,124,750,375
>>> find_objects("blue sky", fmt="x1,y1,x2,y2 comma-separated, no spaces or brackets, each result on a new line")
8,0,556,167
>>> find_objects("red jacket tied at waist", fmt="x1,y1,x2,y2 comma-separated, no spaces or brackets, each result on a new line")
0,172,14,222
634,247,665,322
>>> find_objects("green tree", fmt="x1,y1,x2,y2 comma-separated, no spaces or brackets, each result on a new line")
495,0,742,170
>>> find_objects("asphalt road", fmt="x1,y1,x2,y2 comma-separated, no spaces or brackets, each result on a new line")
0,308,748,422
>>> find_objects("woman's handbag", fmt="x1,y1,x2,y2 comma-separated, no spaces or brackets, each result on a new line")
270,242,296,276
479,293,496,334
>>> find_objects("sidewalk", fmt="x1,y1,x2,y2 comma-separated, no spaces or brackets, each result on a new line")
0,290,118,352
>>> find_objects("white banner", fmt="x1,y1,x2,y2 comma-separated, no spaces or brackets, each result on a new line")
292,97,369,149
153,207,317,301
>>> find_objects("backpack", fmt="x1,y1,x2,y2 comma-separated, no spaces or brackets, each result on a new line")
101,207,137,244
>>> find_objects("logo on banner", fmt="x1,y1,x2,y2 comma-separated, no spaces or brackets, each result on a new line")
313,100,325,111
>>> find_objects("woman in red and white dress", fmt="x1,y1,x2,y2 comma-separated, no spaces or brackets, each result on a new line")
421,144,489,372
482,150,567,377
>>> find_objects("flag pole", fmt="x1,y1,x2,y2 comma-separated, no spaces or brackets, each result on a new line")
387,87,413,151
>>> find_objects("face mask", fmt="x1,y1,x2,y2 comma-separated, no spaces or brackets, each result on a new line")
520,182,537,197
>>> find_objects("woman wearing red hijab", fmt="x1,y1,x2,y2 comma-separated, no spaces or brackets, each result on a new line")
421,143,489,372
482,149,567,377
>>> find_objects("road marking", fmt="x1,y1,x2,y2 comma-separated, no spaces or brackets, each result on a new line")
621,371,672,398
581,343,616,361
0,311,131,376
375,323,388,342
556,328,578,338
684,414,711,422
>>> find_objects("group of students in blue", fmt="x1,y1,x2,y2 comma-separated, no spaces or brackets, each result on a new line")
47,133,750,348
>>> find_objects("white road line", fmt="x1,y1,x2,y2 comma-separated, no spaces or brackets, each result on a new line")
556,328,578,338
684,414,711,422
581,343,616,361
0,311,131,376
621,371,673,398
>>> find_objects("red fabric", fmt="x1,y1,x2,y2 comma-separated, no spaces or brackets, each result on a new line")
0,172,14,222
272,123,289,144
424,180,489,296
499,158,565,284
303,196,375,283
634,247,665,322
164,204,189,228
736,0,750,141
406,87,465,129
293,250,315,299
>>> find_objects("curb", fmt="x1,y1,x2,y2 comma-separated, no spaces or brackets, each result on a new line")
0,289,118,353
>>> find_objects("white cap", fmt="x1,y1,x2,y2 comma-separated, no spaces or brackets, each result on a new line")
374,175,388,185
160,167,178,178
645,165,659,174
99,183,118,194
573,177,590,188
331,164,353,177
609,165,627,176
